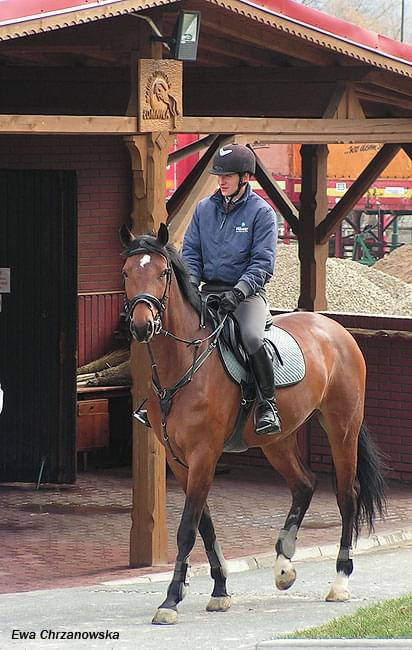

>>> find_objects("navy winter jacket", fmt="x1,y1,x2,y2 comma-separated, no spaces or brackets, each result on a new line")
182,184,278,297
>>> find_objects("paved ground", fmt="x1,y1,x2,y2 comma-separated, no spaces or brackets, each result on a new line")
1,545,412,650
0,463,411,595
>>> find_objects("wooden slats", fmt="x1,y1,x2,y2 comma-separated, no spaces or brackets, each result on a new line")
77,292,125,367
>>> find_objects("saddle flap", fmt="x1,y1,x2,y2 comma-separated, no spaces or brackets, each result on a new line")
218,324,306,388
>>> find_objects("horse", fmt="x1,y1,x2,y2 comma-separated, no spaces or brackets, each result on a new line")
120,223,386,626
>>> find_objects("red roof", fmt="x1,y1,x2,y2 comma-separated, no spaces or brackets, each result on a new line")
0,0,411,66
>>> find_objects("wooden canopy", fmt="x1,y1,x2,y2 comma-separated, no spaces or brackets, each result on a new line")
0,0,411,565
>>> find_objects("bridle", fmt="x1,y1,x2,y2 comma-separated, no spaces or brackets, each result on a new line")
123,248,172,338
123,245,227,469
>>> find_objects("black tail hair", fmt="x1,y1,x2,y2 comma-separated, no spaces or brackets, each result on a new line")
355,421,388,539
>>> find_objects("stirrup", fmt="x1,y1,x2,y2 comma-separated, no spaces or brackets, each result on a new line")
133,408,151,428
254,400,281,436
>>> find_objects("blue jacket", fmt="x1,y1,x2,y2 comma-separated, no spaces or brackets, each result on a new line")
182,184,278,297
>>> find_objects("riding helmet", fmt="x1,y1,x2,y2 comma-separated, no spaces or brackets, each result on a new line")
209,143,256,176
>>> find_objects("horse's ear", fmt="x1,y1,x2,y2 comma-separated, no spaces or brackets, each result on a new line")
119,224,135,248
157,223,169,247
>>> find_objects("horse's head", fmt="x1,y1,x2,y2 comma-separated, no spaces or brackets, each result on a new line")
120,223,172,343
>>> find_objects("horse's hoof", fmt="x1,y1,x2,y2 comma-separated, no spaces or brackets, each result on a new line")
152,608,178,625
206,595,231,612
325,588,350,602
275,566,296,590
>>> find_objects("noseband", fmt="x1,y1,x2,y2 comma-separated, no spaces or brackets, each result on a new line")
123,248,172,337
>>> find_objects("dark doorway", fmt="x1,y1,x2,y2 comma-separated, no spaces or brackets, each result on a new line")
0,170,77,483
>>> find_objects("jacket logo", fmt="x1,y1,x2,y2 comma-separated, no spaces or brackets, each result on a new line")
236,222,249,233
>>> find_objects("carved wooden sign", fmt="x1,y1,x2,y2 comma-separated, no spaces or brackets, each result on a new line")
138,59,183,132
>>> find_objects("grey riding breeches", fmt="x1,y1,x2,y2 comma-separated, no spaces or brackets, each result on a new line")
233,293,268,355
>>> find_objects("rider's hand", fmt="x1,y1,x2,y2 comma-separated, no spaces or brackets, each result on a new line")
220,288,244,314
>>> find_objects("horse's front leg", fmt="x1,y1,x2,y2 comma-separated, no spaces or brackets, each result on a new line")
198,502,231,612
152,458,215,625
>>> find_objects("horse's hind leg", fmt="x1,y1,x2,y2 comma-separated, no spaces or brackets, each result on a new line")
319,411,361,603
198,502,231,612
262,437,317,591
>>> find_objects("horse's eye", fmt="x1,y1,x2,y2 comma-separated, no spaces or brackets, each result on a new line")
122,269,128,279
160,269,168,278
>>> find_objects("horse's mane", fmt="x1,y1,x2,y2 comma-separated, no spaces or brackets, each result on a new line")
125,234,201,314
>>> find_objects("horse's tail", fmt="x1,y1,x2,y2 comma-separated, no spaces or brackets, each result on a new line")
354,421,387,539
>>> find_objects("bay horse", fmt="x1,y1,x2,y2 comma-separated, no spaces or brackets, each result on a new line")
121,223,386,626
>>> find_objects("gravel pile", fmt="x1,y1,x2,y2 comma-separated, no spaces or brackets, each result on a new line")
374,244,412,284
267,243,412,316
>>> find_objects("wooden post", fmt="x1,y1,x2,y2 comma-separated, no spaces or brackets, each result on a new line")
124,131,172,566
297,144,329,311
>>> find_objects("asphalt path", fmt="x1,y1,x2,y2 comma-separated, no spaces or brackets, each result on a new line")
0,543,411,650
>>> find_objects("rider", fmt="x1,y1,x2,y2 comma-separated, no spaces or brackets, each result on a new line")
134,143,281,435
181,143,281,435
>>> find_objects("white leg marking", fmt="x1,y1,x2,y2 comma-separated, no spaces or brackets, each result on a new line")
326,572,351,602
274,554,297,591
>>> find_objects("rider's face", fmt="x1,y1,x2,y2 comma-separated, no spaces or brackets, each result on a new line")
217,173,241,197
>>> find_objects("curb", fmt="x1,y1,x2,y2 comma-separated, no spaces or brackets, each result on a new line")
256,641,412,649
102,528,412,587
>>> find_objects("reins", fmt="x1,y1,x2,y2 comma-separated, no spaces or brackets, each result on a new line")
148,316,227,469
124,245,227,470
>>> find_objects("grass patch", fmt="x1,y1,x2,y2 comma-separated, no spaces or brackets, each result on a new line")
286,594,412,639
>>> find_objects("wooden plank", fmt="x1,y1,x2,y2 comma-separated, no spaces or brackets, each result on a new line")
0,115,411,142
251,147,299,235
177,117,412,143
168,171,216,248
168,134,216,164
0,114,137,134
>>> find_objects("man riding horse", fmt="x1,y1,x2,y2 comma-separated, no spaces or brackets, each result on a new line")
137,143,281,435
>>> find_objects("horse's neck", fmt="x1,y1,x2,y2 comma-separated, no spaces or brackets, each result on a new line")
151,280,208,381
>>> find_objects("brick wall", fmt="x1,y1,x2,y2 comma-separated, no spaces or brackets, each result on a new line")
0,135,131,292
223,313,412,483
310,313,412,483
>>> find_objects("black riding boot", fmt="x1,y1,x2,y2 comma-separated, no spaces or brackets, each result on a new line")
250,345,281,435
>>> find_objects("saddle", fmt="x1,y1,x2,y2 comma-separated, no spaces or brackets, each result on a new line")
201,293,306,452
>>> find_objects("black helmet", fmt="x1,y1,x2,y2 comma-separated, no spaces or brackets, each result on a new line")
209,143,256,176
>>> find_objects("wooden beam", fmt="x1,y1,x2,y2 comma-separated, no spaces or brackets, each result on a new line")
166,134,233,220
322,82,347,119
177,118,412,143
298,145,329,312
251,147,300,235
0,114,137,134
168,173,217,248
124,132,172,568
0,115,411,142
198,13,331,66
168,135,216,164
403,144,412,160
316,143,401,244
184,66,372,86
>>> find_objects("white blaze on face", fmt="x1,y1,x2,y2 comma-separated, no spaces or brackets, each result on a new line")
139,254,151,268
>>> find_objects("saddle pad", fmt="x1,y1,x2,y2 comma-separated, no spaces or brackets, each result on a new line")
218,325,305,387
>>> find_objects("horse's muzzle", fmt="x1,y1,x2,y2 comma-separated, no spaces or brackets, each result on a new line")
129,317,154,342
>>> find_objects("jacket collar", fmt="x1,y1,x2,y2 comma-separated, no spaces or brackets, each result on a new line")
211,182,252,208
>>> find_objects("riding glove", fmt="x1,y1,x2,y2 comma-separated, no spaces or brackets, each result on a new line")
220,288,244,313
